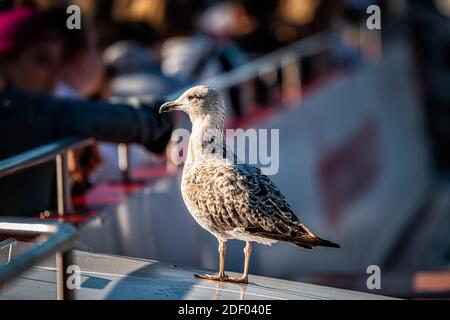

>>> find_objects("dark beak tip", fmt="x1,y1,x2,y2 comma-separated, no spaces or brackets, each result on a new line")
159,101,178,114
159,104,169,114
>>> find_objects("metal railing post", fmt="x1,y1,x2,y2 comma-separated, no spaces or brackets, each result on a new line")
280,54,302,104
55,152,72,216
56,250,74,300
118,143,131,182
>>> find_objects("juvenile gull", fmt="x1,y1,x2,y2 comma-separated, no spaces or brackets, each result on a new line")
160,86,340,284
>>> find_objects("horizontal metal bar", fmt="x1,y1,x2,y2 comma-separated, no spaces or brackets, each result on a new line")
0,137,93,178
166,32,331,100
0,218,77,285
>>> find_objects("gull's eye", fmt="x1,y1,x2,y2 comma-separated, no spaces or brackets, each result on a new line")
187,95,195,100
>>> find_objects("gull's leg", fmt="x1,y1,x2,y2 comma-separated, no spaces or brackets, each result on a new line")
194,240,229,281
218,241,227,279
227,241,252,284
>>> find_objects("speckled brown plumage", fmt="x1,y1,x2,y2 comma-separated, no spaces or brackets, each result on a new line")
182,161,338,249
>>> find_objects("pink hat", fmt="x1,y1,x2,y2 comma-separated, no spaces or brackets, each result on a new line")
0,7,60,55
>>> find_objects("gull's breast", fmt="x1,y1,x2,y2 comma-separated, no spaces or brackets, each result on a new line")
181,163,231,239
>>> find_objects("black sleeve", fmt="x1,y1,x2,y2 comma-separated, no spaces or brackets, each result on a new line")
21,89,174,154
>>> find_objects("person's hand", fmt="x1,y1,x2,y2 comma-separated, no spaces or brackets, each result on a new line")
68,142,103,184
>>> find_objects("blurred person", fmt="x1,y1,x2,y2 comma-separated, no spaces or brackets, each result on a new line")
0,7,62,94
46,9,104,99
333,0,383,66
160,0,222,81
51,2,185,183
0,7,174,216
218,0,340,107
159,0,247,117
156,0,250,173
93,19,185,182
110,0,166,35
409,0,450,171
228,0,283,54
103,40,185,97
64,3,182,97
91,39,186,182
102,19,185,98
230,0,339,53
72,0,164,49
44,8,105,193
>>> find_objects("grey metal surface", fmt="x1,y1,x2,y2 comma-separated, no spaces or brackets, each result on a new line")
1,249,396,300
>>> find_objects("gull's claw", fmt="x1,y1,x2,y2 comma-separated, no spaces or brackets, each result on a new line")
224,276,248,284
194,273,229,282
194,273,248,284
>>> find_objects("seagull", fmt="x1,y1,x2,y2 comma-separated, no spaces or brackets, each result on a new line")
160,85,340,284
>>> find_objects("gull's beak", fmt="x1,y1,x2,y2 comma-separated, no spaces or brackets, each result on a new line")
159,100,182,114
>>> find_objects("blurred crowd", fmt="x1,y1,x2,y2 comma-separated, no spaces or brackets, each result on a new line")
0,0,354,197
0,0,390,102
5,0,445,216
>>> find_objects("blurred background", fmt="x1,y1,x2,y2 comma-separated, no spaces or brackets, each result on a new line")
1,0,450,299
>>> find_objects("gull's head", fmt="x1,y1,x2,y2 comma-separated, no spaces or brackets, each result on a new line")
159,85,225,122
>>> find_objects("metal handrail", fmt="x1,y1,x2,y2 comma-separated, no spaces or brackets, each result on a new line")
0,218,77,299
161,32,331,100
0,137,92,179
0,137,93,215
194,32,330,94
